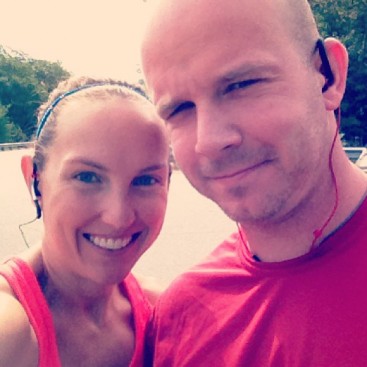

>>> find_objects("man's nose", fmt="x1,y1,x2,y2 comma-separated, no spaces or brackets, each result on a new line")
195,104,242,157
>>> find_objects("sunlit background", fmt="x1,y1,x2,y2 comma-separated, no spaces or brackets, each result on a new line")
0,0,153,82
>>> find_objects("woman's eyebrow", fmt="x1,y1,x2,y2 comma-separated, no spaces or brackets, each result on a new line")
140,164,168,173
64,157,107,171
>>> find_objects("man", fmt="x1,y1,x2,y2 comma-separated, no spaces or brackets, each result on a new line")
141,0,367,365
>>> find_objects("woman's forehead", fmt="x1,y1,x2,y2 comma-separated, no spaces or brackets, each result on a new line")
51,97,165,151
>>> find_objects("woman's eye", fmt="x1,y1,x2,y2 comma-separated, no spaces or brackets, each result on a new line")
225,79,260,94
169,101,195,118
74,171,101,184
132,175,159,187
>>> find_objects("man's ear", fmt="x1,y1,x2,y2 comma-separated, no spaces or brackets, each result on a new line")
317,38,349,111
21,155,35,199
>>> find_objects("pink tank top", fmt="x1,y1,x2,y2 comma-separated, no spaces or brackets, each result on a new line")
0,258,152,367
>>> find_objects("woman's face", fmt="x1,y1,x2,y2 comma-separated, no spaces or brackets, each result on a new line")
37,95,169,285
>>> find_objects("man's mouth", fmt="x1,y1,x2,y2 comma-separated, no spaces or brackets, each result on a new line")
208,160,271,180
83,233,141,251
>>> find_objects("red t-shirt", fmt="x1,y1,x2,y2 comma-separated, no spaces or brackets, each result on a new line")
148,197,367,366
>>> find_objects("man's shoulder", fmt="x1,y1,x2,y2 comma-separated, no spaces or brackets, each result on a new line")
156,232,241,305
179,231,239,273
193,231,241,271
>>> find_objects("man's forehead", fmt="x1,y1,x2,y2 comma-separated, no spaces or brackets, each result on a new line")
142,0,288,59
146,0,283,27
141,0,301,103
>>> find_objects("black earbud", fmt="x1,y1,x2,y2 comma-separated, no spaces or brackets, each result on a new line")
33,178,41,198
315,39,335,93
33,193,42,219
32,163,42,219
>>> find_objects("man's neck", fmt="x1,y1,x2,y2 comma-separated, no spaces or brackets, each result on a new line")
241,164,367,262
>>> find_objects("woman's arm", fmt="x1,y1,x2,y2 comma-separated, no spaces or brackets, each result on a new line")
0,280,39,367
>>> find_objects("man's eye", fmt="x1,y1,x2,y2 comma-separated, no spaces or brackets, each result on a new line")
224,79,260,94
169,101,195,118
75,171,101,184
132,175,159,187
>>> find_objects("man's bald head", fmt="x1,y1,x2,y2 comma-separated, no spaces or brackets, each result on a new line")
142,0,320,77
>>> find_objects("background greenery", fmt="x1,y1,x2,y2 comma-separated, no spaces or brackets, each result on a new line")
0,46,70,143
0,0,366,145
310,0,367,146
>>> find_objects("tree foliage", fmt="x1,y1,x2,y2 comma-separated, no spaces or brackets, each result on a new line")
310,0,367,146
0,46,70,142
0,103,10,143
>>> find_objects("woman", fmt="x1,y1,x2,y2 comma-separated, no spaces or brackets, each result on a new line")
0,76,170,366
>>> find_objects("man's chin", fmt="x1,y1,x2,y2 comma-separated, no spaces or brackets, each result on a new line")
217,199,281,225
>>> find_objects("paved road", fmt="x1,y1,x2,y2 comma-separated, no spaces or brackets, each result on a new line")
0,149,236,283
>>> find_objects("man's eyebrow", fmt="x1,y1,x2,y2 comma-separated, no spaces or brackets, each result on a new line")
157,100,182,118
218,62,280,84
156,63,280,116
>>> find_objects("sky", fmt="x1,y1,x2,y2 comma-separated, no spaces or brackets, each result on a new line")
0,0,155,82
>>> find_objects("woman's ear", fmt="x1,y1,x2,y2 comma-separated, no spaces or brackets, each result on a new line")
21,155,42,219
317,38,349,111
21,155,34,197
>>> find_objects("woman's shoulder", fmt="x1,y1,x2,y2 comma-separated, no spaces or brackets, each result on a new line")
0,248,42,365
0,277,39,366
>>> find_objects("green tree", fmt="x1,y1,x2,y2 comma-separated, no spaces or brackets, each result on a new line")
31,59,71,94
310,0,367,145
0,103,27,143
0,103,10,143
0,47,70,142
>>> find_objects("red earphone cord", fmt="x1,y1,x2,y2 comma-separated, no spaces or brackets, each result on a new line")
311,108,341,249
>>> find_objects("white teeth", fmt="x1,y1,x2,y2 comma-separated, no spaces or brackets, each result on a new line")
88,235,132,250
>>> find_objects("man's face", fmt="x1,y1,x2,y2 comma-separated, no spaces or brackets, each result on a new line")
142,0,329,225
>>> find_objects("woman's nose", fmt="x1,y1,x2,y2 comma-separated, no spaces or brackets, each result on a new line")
100,192,137,229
